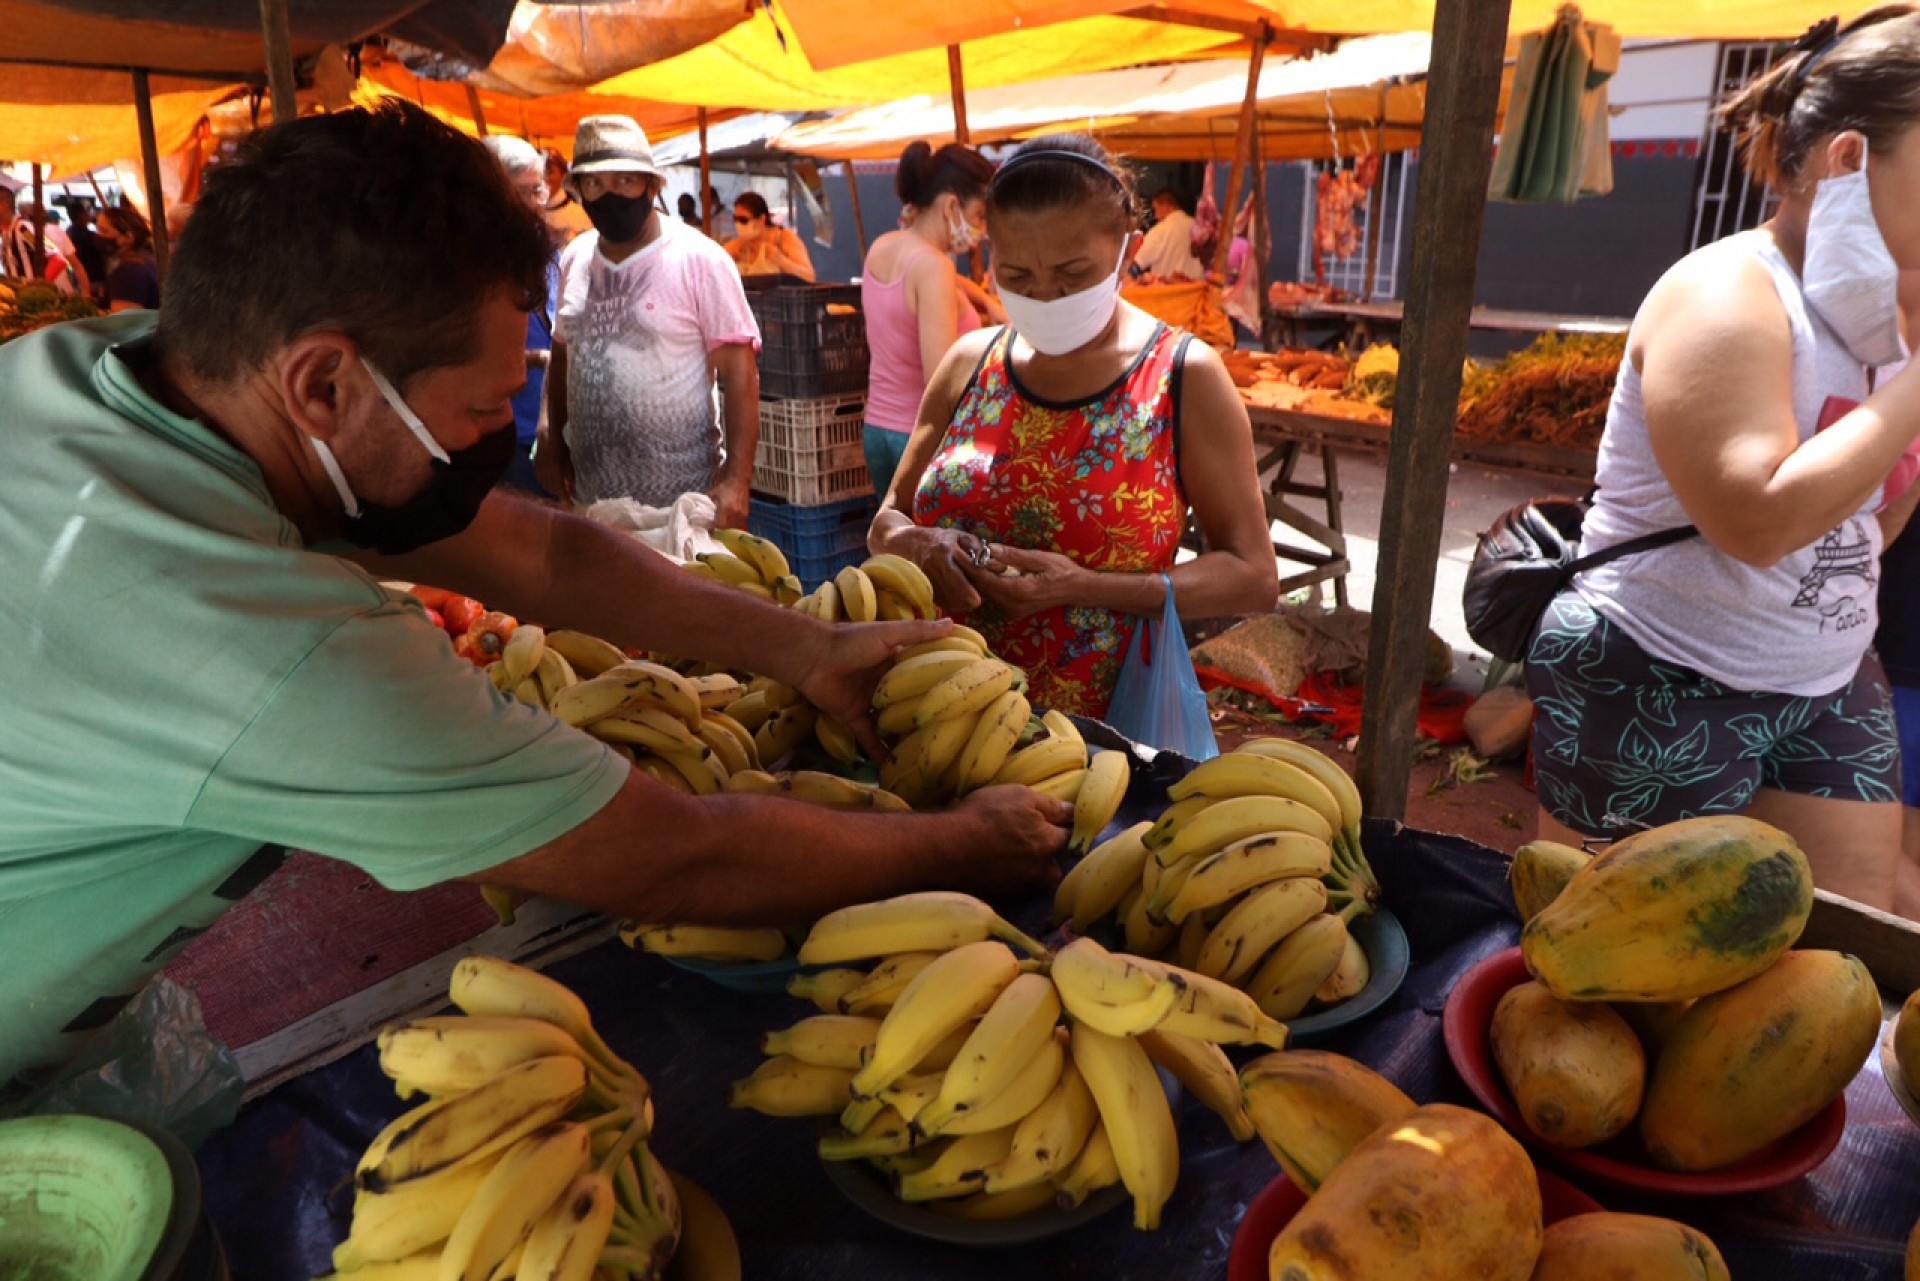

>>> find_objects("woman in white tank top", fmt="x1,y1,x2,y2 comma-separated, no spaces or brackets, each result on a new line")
1526,9,1920,912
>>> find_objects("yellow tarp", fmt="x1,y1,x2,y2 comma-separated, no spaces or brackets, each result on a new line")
0,68,241,175
469,0,747,97
587,11,1239,112
777,0,1138,72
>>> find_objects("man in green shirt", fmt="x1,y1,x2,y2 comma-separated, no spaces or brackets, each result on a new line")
0,102,1069,1094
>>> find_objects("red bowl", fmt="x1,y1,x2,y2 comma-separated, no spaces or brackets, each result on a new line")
1441,947,1846,1196
1226,1165,1602,1281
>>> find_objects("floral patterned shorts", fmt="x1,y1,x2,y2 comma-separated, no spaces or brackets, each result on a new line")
1525,592,1901,838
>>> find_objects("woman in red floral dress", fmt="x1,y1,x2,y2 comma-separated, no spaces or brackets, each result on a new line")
870,134,1278,719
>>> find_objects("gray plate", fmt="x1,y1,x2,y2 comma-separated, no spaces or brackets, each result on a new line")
1282,905,1410,1041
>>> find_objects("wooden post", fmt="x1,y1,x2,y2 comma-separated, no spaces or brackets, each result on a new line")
844,161,869,255
698,109,714,236
1212,23,1269,280
132,69,170,275
464,84,490,135
1352,0,1511,821
29,163,46,278
1250,137,1271,344
947,45,970,145
258,0,297,124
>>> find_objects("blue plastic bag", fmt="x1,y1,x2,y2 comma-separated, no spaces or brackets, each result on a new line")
1104,573,1219,761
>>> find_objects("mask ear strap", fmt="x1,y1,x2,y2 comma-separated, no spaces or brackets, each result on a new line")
362,360,451,464
309,437,362,518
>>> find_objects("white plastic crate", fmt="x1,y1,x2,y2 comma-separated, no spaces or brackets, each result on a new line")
759,392,867,454
748,391,873,504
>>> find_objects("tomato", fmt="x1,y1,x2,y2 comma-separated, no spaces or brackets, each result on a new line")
440,594,486,634
423,607,446,632
467,611,519,657
409,584,454,609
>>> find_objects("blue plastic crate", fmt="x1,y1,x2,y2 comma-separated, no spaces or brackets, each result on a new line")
748,494,878,589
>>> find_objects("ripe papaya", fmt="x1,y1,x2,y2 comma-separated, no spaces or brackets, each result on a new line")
1491,981,1644,1148
1521,816,1812,1002
1267,1103,1541,1281
1896,989,1920,1101
1529,1212,1729,1280
1639,950,1880,1171
1239,1049,1415,1193
1608,999,1694,1060
1509,839,1590,923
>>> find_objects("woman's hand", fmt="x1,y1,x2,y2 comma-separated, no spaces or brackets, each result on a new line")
963,544,1083,619
888,525,987,614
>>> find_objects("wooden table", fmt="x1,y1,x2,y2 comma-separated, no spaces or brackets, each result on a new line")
1243,402,1599,606
1270,300,1630,352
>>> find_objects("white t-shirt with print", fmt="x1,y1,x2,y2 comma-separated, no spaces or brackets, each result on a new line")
555,219,760,507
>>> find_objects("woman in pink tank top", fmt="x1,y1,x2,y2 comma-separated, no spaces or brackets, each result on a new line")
861,142,997,495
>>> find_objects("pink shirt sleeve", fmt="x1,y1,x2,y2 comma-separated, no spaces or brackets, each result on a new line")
688,243,761,353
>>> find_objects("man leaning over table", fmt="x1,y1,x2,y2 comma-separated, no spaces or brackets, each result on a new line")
0,101,1068,1100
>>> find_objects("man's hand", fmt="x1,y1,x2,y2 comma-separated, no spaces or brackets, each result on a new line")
950,785,1073,893
787,616,955,759
964,544,1082,620
707,472,752,531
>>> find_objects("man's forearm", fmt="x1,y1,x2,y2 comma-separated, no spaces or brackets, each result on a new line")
714,345,759,482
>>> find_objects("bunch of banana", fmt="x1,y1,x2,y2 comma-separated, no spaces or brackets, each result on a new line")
1050,740,1384,1024
681,528,803,605
327,957,717,1281
728,892,1272,1232
792,553,940,624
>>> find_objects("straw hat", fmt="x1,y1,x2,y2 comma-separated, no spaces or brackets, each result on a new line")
569,115,663,180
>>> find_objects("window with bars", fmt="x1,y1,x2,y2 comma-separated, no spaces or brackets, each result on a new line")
1294,152,1412,301
1689,41,1782,251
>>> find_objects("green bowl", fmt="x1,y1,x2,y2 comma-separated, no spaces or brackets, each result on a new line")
0,1114,187,1281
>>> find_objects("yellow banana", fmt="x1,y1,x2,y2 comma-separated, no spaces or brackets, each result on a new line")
849,940,1022,1101
1068,749,1130,854
713,527,791,583
1193,878,1330,985
808,579,843,623
798,891,1048,966
762,1014,881,1070
896,1127,1020,1202
1052,821,1154,932
726,1056,857,1116
861,553,937,619
872,651,980,708
911,972,1061,1138
1040,709,1083,749
1235,738,1363,834
989,735,1087,788
445,958,634,1092
531,650,578,708
936,1029,1066,1136
1244,913,1349,1021
1174,910,1209,973
1137,1027,1256,1142
1051,1119,1120,1211
952,689,1031,795
509,675,546,710
787,769,887,810
701,710,761,770
439,1122,591,1281
1152,794,1334,869
589,712,708,760
697,551,766,588
719,688,773,734
1167,751,1343,834
835,951,940,1016
875,697,925,739
896,635,987,662
516,1171,615,1281
635,756,694,794
1138,957,1290,1048
835,565,879,623
542,630,627,678
1314,931,1371,1004
1070,1021,1179,1231
695,716,756,777
981,1058,1098,1193
651,745,726,794
879,712,983,807
623,923,789,963
550,663,699,731
818,1106,921,1161
786,967,869,1015
375,1017,585,1098
873,590,920,622
1143,796,1213,851
355,1056,588,1192
770,574,805,606
813,715,862,766
753,703,819,767
606,1149,681,1281
687,672,746,711
1153,832,1334,925
1048,938,1180,1038
1123,881,1178,957
331,1152,504,1270
497,624,546,690
1028,767,1087,804
914,659,1017,730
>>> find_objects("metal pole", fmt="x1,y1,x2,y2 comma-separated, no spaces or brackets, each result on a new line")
1212,23,1269,280
844,161,869,255
132,69,170,275
698,108,714,236
257,0,297,124
464,84,490,135
947,45,970,144
1352,0,1512,820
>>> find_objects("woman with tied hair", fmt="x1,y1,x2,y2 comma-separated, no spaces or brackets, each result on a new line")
869,133,1278,719
859,140,999,495
1523,7,1920,911
724,190,815,281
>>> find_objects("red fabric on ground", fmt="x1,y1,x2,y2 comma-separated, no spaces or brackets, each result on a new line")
1196,666,1471,745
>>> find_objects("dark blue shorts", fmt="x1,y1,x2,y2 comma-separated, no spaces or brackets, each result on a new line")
1525,593,1901,837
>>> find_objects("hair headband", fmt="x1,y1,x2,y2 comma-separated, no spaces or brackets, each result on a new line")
1789,15,1843,92
991,148,1126,192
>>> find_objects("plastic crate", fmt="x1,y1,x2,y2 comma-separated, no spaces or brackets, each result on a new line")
752,393,873,504
747,282,870,400
748,494,879,588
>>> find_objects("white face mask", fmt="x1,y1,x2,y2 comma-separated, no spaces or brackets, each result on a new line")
310,358,450,519
999,240,1129,357
1803,151,1906,368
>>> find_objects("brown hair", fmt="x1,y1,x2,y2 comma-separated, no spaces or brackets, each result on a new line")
158,100,551,389
986,134,1137,237
100,203,153,255
894,140,995,209
1722,6,1920,186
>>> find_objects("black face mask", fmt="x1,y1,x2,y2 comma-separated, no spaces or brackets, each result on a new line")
582,190,652,243
335,427,515,556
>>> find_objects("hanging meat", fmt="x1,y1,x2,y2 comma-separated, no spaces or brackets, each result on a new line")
1312,155,1380,282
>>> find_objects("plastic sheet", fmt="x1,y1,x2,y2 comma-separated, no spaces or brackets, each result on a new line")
197,770,1919,1277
